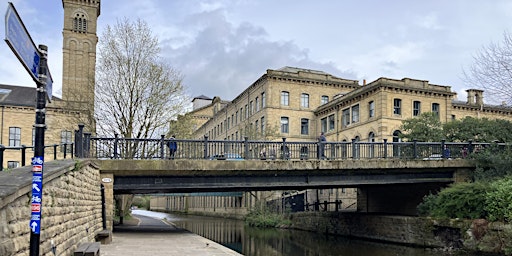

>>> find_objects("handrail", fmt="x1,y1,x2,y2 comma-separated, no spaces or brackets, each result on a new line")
82,135,499,161
0,143,74,171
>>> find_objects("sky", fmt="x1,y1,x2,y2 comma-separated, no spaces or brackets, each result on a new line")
1,0,512,103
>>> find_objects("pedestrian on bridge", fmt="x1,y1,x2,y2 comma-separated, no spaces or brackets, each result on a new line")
168,135,177,159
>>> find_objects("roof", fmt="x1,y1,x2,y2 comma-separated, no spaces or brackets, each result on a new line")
192,95,212,101
0,84,36,107
276,66,331,76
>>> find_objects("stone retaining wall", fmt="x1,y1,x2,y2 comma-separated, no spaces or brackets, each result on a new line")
290,212,512,254
0,160,103,256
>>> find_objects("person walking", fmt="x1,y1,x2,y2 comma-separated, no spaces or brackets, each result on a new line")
168,135,177,159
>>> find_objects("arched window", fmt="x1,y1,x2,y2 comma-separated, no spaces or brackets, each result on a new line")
73,13,88,33
393,130,402,157
368,132,375,142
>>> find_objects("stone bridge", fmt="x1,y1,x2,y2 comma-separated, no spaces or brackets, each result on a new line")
0,158,474,255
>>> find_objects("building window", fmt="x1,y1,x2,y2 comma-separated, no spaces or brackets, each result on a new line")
245,104,248,119
301,118,309,135
227,117,230,129
328,114,335,131
368,132,375,142
321,117,327,133
393,99,402,115
250,101,253,115
300,93,309,108
7,161,19,169
352,104,360,123
321,95,329,105
342,108,350,127
281,117,289,133
61,130,73,153
432,103,440,117
255,97,259,112
413,101,421,116
261,92,266,108
73,13,87,33
260,117,265,133
9,127,21,147
369,101,375,118
255,120,259,133
281,91,289,106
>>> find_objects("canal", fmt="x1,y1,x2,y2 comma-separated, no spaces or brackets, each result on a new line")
162,213,474,256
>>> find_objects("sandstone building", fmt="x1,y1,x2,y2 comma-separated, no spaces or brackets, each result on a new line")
0,0,100,169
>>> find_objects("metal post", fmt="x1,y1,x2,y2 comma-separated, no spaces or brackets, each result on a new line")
83,132,91,158
244,136,249,159
113,133,119,159
383,139,388,158
30,44,48,256
63,144,67,159
0,145,4,171
413,139,418,159
203,135,209,159
53,144,58,160
351,139,356,159
76,124,84,158
21,145,27,166
160,135,165,159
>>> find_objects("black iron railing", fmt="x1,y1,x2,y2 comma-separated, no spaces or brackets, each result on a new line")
0,143,74,171
80,133,495,161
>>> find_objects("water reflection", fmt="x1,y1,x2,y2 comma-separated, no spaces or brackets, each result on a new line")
171,214,472,256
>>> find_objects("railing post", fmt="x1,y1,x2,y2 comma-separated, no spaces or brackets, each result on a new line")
63,143,67,159
441,139,446,159
324,201,328,211
75,124,84,158
83,132,91,158
0,145,4,171
53,144,58,160
383,139,388,159
281,137,287,160
244,136,249,159
468,140,473,154
21,145,27,166
113,133,119,159
203,135,209,159
160,135,165,159
351,139,356,159
413,139,417,159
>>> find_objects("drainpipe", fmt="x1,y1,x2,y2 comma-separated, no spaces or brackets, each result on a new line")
101,184,107,229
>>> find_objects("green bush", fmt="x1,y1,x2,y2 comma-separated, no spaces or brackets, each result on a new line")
485,177,512,222
417,182,489,219
245,207,290,228
472,146,512,181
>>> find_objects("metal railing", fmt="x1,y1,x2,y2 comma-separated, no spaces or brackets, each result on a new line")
81,134,496,161
0,143,74,171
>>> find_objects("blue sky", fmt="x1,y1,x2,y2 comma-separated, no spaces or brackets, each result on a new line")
1,0,512,102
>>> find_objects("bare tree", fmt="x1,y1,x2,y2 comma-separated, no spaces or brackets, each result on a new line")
95,18,188,157
463,31,512,104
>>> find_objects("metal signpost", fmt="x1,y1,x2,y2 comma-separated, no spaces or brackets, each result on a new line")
5,2,51,255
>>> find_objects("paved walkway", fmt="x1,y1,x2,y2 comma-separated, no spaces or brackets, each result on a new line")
100,214,242,256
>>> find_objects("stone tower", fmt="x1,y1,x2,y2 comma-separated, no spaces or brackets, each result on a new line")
61,0,100,131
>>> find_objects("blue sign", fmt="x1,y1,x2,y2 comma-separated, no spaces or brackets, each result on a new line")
4,2,40,81
30,156,44,234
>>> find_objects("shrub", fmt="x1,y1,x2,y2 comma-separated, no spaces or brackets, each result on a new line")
485,177,512,222
417,182,489,219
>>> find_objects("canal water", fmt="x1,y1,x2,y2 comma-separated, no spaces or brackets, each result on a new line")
161,213,476,256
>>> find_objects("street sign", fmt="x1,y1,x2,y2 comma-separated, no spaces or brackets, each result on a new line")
30,156,43,235
46,68,53,102
4,2,40,81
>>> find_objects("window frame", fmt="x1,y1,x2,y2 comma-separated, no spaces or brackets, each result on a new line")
393,99,402,115
9,127,21,147
351,104,360,123
413,101,421,116
300,93,309,108
281,91,289,106
369,101,375,118
300,118,309,135
280,117,289,133
321,95,329,105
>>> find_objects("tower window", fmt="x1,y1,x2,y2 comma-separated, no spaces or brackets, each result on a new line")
73,13,88,33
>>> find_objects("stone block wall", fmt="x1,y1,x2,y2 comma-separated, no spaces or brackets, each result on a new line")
290,212,512,254
0,160,103,256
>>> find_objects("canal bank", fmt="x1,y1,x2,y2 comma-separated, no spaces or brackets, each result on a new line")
289,212,512,255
